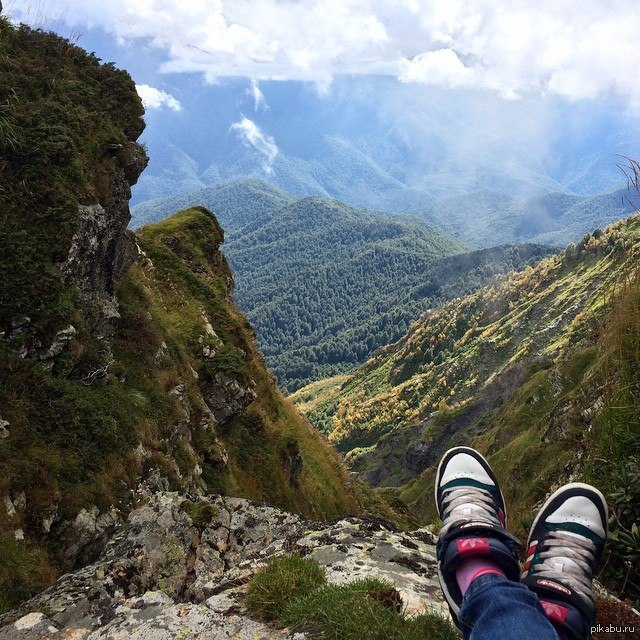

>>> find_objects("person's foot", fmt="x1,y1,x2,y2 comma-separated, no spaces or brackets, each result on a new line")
435,447,520,624
522,483,608,640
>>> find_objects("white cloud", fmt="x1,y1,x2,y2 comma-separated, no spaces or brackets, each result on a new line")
136,84,182,111
230,117,279,173
247,79,268,112
8,0,640,104
399,49,473,89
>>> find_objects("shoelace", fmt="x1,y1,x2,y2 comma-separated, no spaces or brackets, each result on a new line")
531,530,596,604
440,485,501,538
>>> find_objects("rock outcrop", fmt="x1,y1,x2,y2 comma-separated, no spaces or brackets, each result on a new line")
62,144,147,335
0,492,446,639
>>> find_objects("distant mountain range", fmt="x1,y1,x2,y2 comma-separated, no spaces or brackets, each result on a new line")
412,186,639,247
132,76,640,222
133,174,640,250
133,181,554,391
132,132,638,219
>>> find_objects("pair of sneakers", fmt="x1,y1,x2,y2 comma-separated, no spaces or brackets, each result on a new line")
435,447,608,640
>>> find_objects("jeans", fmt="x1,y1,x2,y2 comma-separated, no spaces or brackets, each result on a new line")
459,574,561,640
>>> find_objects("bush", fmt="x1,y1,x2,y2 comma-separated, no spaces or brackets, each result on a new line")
245,555,326,622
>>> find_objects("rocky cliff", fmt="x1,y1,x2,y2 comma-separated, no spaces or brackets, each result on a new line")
0,490,447,639
0,20,360,612
1,491,637,639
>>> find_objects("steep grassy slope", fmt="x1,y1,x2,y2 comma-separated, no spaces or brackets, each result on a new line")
0,21,360,612
126,208,359,518
294,213,640,600
295,219,639,453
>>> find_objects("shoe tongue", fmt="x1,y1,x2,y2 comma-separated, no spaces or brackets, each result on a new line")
453,501,482,513
550,555,580,573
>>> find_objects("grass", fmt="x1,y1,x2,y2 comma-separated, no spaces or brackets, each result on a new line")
245,556,327,621
0,526,57,612
246,555,458,640
585,269,640,601
180,500,219,528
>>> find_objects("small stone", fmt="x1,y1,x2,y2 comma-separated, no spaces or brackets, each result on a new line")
10,316,30,330
4,495,16,517
14,528,24,541
0,417,9,439
13,490,27,510
14,612,45,630
40,325,77,361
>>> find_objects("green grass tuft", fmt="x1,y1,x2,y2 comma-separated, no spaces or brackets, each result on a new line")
180,500,219,528
245,555,327,622
283,577,458,640
246,556,458,640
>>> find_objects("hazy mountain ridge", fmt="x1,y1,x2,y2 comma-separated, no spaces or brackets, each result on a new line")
414,185,639,247
133,173,638,255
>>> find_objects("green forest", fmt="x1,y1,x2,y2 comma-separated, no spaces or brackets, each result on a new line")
222,196,553,390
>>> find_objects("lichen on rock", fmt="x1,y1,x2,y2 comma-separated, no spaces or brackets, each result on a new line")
0,492,447,639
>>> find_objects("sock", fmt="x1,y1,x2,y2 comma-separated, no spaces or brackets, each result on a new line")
455,556,506,595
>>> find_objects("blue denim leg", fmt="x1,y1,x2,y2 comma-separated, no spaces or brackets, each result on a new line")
458,574,560,640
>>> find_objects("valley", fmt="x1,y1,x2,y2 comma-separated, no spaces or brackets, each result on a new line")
133,183,554,391
1,9,639,636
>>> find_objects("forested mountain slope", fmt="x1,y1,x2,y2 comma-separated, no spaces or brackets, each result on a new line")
136,187,554,391
229,205,553,391
293,213,640,598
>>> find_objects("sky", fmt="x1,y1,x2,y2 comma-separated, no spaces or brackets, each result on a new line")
5,0,640,202
8,0,640,104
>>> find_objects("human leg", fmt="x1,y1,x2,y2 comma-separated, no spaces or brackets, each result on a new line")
434,446,559,640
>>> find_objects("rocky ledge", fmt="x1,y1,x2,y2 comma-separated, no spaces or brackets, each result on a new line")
0,492,446,639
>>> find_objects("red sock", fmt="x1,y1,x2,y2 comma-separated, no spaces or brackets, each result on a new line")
456,556,506,595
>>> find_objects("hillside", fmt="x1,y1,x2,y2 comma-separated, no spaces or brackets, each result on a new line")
0,21,360,612
413,186,639,248
135,187,554,391
229,209,554,391
131,178,295,230
293,212,640,598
